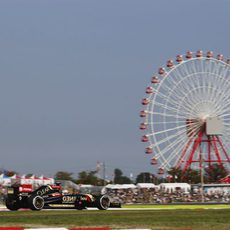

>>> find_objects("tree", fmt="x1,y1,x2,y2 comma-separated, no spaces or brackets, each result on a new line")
167,167,183,182
135,172,157,183
183,168,201,184
54,171,74,181
26,173,33,178
114,168,132,184
168,164,229,184
114,168,123,179
4,170,17,177
76,170,104,185
204,163,228,183
167,167,201,184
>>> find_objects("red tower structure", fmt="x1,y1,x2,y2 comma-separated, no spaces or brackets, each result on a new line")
176,117,229,174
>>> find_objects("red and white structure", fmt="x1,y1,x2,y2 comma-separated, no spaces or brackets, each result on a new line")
0,174,54,186
140,50,230,175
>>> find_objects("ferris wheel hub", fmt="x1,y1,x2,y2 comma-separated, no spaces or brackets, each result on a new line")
201,115,209,121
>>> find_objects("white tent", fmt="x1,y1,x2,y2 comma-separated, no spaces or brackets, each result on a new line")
12,175,55,186
136,183,155,188
120,184,136,189
2,175,11,186
160,183,191,193
40,176,54,185
0,174,4,184
79,184,93,188
105,184,136,189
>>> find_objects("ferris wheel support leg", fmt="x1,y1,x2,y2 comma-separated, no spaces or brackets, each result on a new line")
211,136,225,168
216,136,230,162
182,132,203,174
176,137,193,169
198,144,203,178
207,136,212,180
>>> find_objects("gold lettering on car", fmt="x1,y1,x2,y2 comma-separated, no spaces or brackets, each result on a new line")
37,185,52,196
62,196,76,203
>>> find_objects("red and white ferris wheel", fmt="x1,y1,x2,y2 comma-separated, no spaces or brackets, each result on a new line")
140,50,230,175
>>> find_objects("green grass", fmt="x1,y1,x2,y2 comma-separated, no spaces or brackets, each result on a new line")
0,208,230,229
123,203,230,209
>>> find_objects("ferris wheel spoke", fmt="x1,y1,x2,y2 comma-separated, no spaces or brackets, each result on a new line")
147,111,186,119
153,101,193,117
160,68,196,101
153,88,190,112
159,133,192,160
212,75,230,111
214,87,230,114
170,68,196,101
211,64,230,106
161,140,192,169
176,92,204,118
217,99,230,115
218,88,230,105
152,121,201,150
175,74,210,110
157,79,191,107
149,123,192,136
222,122,230,127
159,129,199,169
219,113,230,118
151,120,185,125
160,77,199,115
217,105,230,118
153,128,188,147
176,63,202,97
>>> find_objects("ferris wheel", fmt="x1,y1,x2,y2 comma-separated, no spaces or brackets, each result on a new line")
140,50,230,175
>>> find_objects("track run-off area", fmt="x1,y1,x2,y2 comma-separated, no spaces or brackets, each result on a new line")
0,204,229,230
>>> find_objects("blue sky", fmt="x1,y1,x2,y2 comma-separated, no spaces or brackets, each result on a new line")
0,0,229,179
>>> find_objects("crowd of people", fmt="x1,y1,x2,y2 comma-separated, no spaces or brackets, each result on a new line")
105,186,230,204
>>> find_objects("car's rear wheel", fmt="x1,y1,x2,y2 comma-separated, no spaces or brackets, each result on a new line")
75,198,86,210
5,198,19,211
28,195,44,211
96,195,110,210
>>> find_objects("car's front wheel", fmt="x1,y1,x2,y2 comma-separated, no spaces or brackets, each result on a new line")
28,195,44,211
96,195,110,210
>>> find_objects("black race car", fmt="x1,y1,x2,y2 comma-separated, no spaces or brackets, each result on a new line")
5,183,121,211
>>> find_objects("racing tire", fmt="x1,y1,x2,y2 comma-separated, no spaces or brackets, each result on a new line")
28,195,44,211
76,205,85,210
5,198,20,211
96,195,110,210
75,198,86,210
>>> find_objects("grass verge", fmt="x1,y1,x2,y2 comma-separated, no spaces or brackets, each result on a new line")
122,203,230,209
0,209,229,229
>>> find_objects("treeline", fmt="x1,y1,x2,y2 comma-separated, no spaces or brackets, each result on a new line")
54,163,228,185
1,163,227,185
54,168,133,185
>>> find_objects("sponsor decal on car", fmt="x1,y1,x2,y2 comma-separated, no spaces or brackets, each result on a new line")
62,196,77,203
36,186,52,196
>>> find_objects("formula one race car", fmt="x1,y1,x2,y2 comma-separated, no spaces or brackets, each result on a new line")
5,183,121,211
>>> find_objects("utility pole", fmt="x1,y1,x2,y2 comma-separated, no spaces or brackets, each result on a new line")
102,162,106,186
200,152,205,203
